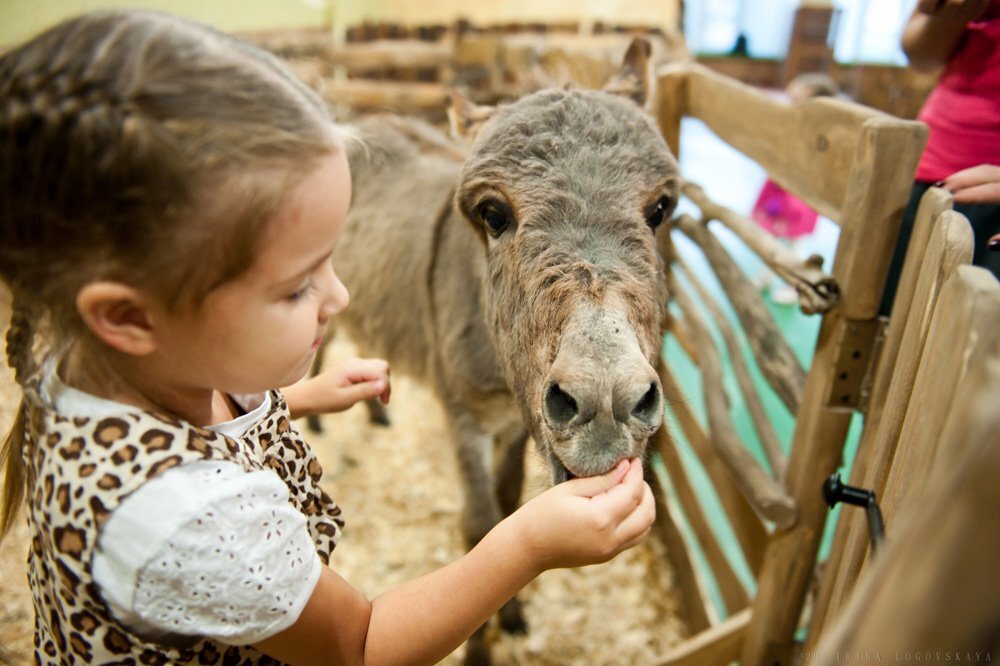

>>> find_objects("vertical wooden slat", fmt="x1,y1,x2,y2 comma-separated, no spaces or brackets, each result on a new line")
741,117,926,666
656,432,750,615
879,264,1000,522
649,430,714,634
654,63,688,159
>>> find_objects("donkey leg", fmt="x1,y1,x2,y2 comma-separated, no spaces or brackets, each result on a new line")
495,427,529,518
490,427,531,634
446,409,526,665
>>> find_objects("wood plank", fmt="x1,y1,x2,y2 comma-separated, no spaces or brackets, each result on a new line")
654,364,750,614
656,608,751,666
830,118,928,319
814,291,1000,655
329,39,456,70
880,265,1000,522
649,440,714,634
805,207,972,644
654,63,688,158
323,79,450,111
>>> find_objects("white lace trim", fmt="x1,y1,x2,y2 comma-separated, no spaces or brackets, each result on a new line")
93,461,322,645
41,357,270,438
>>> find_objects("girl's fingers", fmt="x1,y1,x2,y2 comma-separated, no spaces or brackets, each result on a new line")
563,459,630,497
612,483,656,541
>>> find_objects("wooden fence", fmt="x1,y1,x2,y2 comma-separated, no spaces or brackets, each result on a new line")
648,61,999,664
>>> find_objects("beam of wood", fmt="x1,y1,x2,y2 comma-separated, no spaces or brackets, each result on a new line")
675,213,805,414
656,608,751,666
653,62,689,159
649,448,713,634
830,119,929,319
322,79,451,111
659,361,768,575
742,118,926,666
805,200,969,645
655,418,750,615
668,63,925,226
670,277,797,528
328,39,456,70
666,317,700,367
674,258,787,481
682,181,839,315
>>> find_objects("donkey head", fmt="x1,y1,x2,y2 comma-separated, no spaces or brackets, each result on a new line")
450,39,678,483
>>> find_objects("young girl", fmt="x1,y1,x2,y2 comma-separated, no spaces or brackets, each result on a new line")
0,9,654,666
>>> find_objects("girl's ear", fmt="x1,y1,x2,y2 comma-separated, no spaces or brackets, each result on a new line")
76,282,158,356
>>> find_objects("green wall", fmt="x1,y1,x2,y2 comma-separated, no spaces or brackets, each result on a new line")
0,0,333,47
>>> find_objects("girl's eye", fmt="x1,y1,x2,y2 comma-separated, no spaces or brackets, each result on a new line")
287,279,315,301
645,195,675,231
476,199,514,236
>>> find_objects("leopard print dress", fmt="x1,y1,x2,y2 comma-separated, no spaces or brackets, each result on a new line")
19,378,344,665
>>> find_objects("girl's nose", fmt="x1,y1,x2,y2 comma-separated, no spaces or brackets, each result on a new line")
319,264,349,320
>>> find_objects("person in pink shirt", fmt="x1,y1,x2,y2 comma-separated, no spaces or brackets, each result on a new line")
752,73,840,304
880,0,1000,315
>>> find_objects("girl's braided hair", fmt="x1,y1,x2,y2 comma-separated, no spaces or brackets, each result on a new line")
0,9,341,538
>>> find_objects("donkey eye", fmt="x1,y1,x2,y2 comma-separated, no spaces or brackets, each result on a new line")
476,200,513,236
645,195,674,231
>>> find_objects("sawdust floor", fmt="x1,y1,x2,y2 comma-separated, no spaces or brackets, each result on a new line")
0,291,688,664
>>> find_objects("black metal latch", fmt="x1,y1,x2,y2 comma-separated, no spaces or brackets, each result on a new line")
823,473,886,552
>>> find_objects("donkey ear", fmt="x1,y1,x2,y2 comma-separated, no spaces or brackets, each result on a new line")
447,88,496,143
603,37,653,108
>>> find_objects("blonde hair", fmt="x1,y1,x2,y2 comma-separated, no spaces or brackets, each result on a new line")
0,9,342,539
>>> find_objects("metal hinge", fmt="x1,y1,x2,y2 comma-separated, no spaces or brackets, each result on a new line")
825,316,888,412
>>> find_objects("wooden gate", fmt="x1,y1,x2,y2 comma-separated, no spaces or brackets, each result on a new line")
645,62,999,664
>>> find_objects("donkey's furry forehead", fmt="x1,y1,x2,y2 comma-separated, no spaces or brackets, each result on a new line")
475,88,661,151
460,87,677,198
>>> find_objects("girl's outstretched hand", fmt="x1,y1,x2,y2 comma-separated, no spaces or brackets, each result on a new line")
511,458,655,572
283,357,390,419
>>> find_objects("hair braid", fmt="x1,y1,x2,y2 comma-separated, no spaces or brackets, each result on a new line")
1,297,35,541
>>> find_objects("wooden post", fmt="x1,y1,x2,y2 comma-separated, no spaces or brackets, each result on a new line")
741,117,926,666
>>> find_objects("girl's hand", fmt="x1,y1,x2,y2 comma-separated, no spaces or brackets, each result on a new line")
283,357,390,419
511,458,655,572
939,164,1000,205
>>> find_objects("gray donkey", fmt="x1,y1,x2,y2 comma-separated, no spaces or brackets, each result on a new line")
328,38,678,664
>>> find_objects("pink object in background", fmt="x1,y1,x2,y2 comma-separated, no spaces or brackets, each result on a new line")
751,179,818,239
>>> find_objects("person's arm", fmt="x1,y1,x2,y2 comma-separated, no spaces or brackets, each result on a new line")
254,458,654,665
282,357,390,419
900,0,990,71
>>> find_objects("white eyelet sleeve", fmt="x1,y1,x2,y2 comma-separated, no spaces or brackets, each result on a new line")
92,460,323,645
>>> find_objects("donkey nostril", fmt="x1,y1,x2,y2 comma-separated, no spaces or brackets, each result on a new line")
545,383,579,426
631,382,661,423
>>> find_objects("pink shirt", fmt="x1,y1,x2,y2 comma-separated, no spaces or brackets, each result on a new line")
915,3,1000,182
